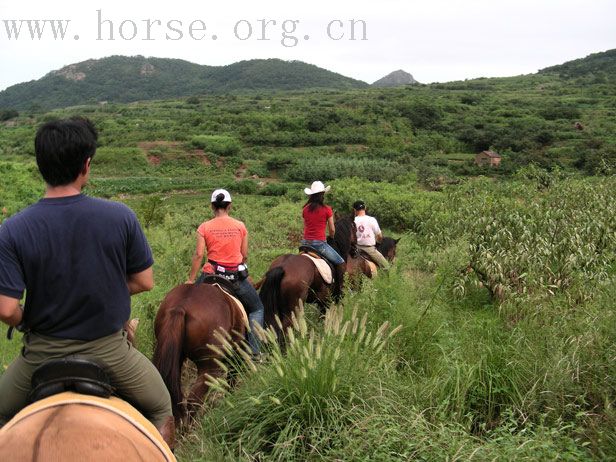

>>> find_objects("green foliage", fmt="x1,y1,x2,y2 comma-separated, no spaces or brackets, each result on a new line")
539,104,582,121
183,306,401,460
258,183,288,196
285,158,405,183
93,147,149,175
0,161,43,216
395,99,443,129
0,57,367,111
232,179,259,195
0,109,19,121
328,178,437,231
191,135,241,156
417,176,616,303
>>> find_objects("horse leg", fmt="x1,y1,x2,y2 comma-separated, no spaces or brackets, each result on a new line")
186,358,225,422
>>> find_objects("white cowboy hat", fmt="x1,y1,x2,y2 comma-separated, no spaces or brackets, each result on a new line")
304,181,331,195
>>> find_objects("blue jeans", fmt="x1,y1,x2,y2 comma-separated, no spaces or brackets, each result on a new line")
197,274,264,355
300,240,345,265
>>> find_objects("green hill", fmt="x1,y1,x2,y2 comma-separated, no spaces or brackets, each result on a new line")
0,56,368,110
539,49,616,80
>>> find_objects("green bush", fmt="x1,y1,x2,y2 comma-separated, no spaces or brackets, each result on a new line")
93,147,149,175
285,158,404,183
0,109,19,121
232,179,258,195
328,178,438,231
191,135,242,156
0,161,43,216
259,182,288,196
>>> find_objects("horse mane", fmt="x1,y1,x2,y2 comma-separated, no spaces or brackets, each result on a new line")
377,237,397,257
328,215,356,258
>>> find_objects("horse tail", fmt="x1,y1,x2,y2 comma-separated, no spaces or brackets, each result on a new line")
259,266,286,330
153,305,186,419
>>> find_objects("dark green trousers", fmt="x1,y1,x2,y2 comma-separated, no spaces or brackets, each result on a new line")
0,330,172,428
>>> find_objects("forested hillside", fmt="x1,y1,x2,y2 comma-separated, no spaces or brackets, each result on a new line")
0,56,368,110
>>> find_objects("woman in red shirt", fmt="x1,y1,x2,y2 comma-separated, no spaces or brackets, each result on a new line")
301,181,346,300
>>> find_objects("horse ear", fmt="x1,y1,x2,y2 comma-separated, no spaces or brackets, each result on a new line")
395,238,401,243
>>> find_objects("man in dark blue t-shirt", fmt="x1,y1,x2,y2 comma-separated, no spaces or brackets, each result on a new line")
0,118,174,447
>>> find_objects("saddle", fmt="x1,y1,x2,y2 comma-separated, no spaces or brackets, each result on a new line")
299,245,335,284
29,355,113,403
356,248,379,277
357,247,373,261
197,274,249,326
198,273,239,295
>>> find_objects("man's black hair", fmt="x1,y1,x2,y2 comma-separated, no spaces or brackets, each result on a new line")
34,117,98,186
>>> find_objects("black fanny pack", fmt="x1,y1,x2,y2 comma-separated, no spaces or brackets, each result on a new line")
208,260,249,281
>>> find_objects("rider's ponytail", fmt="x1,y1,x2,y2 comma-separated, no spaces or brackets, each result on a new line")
212,193,231,210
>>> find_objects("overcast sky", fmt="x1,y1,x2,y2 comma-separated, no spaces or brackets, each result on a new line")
0,0,614,91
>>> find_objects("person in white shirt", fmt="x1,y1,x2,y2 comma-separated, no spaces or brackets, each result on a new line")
353,200,390,270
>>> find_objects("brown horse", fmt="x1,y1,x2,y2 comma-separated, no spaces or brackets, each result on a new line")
347,237,400,285
257,216,357,339
0,391,176,461
153,282,249,424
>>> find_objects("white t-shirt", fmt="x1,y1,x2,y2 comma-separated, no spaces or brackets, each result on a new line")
354,215,381,246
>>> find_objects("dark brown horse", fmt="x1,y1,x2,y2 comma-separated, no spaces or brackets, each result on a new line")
347,237,400,283
257,217,357,339
153,282,250,424
377,237,400,262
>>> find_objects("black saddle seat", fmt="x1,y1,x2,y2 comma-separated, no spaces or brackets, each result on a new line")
298,245,336,281
29,355,113,403
198,273,240,298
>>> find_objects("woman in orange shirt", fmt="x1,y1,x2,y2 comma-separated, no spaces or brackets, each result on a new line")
187,189,264,355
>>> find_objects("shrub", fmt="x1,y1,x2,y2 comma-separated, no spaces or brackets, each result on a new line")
191,135,242,156
285,158,404,183
232,179,258,195
0,109,19,121
92,147,149,175
265,154,294,171
328,178,438,231
259,183,288,196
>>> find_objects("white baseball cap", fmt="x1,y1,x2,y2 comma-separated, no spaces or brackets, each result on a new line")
304,181,331,196
211,188,232,203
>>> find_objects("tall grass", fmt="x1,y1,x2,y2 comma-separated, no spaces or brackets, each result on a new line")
179,305,402,460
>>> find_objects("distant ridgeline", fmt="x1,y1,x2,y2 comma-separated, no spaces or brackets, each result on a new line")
539,49,616,80
0,56,368,110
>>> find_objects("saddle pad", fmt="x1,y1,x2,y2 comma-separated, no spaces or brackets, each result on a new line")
0,391,175,461
301,254,333,284
211,283,249,327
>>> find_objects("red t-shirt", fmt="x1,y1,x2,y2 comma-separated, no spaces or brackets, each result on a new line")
303,205,333,241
